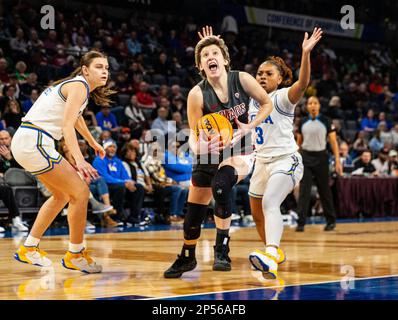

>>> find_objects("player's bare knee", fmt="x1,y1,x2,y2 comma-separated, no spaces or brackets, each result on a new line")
69,182,90,202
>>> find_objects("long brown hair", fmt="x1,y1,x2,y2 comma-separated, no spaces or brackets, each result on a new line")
262,56,293,87
53,51,116,106
195,36,231,79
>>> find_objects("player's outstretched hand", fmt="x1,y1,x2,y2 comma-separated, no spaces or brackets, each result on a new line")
198,25,220,40
302,27,323,53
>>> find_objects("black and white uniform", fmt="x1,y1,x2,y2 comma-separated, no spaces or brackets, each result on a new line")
191,70,254,187
296,114,336,226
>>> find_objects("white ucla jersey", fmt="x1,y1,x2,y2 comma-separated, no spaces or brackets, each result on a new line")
249,87,298,159
22,75,89,140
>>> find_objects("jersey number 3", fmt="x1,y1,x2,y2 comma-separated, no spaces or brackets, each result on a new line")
255,127,264,144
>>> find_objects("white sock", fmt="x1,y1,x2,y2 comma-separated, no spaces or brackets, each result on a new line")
24,234,40,247
262,174,294,255
69,242,84,253
266,246,278,258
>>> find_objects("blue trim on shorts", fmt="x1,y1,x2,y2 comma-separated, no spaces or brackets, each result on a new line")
19,122,63,176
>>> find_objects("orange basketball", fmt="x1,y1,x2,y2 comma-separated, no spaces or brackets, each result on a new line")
195,113,233,145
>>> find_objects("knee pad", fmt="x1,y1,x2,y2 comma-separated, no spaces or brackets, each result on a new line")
211,166,238,219
183,202,208,240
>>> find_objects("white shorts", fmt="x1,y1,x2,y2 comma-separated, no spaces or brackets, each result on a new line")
249,152,303,199
11,122,63,176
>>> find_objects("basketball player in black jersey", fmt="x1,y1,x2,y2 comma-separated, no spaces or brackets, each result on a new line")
164,26,273,278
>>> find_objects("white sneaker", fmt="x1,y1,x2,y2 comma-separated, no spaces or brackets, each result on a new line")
62,248,102,273
231,213,241,221
242,215,254,224
14,245,53,267
85,220,96,229
0,225,5,233
249,249,279,279
12,217,29,232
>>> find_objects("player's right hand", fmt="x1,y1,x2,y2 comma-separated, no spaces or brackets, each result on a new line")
194,130,223,155
75,160,99,183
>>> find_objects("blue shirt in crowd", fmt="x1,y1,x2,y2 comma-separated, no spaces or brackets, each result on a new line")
93,155,130,185
360,118,378,131
163,151,193,182
96,111,119,131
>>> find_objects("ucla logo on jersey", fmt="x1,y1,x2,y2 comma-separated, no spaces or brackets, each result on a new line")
250,114,273,124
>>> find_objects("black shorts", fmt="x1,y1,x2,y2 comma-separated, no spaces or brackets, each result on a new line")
191,163,219,188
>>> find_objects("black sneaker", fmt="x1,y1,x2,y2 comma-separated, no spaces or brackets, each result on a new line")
324,223,336,231
296,225,305,232
213,244,231,271
164,255,197,278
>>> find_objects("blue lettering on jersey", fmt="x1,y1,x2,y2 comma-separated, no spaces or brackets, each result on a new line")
43,87,52,95
250,114,273,124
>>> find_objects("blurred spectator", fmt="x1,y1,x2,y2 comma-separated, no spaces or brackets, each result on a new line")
388,150,398,176
9,28,28,59
3,100,23,129
70,35,89,57
0,130,21,172
19,73,40,100
141,141,180,225
92,139,138,224
121,144,147,224
151,106,175,136
371,148,390,175
352,131,369,157
392,124,398,147
21,88,39,114
0,85,18,113
58,139,117,228
27,28,44,52
172,111,184,131
162,140,191,222
115,71,132,95
96,105,120,133
14,61,28,82
153,52,172,78
378,121,393,145
117,127,132,152
43,30,58,56
360,109,378,133
136,81,156,112
378,112,393,130
99,130,112,143
83,109,102,142
353,150,377,175
0,130,28,231
125,95,146,138
327,96,344,119
126,31,142,56
0,57,10,83
369,129,384,153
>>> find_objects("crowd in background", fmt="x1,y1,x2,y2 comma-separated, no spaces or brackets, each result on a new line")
1,1,398,229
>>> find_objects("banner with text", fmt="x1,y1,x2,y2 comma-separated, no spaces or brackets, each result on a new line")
244,6,364,39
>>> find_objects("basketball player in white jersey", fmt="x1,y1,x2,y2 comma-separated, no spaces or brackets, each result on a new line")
11,51,115,273
248,28,323,278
